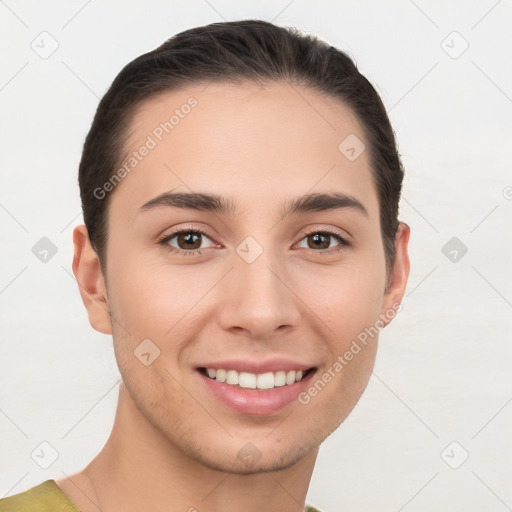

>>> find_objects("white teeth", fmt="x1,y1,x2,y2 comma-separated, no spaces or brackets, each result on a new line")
274,371,286,387
226,370,239,385
204,368,308,390
256,372,274,389
238,372,257,389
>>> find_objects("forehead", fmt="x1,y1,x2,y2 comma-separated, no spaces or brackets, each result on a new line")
110,81,378,221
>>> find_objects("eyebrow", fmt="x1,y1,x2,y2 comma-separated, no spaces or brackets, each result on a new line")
137,190,368,218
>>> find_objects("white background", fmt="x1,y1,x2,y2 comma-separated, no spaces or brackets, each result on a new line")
1,1,511,511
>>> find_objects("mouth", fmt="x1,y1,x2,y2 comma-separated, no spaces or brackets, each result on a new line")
196,364,318,416
198,367,316,390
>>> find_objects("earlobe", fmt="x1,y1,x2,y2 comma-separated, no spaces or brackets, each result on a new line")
72,224,112,335
380,222,411,326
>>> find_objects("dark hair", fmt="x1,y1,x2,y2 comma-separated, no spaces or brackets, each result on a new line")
78,19,404,276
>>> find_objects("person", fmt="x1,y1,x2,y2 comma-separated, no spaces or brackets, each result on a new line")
0,19,410,512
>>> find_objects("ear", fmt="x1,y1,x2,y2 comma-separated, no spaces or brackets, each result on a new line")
380,222,410,327
72,224,112,335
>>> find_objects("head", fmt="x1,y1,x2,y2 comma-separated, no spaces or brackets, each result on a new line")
73,19,410,473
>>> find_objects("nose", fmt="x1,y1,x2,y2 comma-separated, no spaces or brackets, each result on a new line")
217,250,301,339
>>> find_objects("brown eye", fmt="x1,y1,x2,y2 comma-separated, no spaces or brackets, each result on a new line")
297,230,349,254
307,233,331,250
176,232,203,250
158,229,215,256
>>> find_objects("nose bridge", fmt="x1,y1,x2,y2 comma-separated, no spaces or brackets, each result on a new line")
218,239,300,336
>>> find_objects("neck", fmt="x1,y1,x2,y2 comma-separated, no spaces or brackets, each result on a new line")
81,382,318,512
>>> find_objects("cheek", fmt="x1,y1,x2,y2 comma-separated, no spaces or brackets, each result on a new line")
106,242,183,330
298,272,383,421
306,263,386,334
105,245,214,371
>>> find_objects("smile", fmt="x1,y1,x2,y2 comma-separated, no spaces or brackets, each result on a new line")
197,364,317,416
201,368,311,390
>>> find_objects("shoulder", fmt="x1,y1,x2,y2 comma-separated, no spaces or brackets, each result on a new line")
0,480,81,512
305,505,324,512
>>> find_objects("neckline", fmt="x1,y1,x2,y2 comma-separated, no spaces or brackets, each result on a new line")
48,479,83,512
47,478,320,512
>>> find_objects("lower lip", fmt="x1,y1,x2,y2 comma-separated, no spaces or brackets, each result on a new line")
198,369,316,416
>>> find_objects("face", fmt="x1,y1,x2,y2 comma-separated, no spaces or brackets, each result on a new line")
78,81,409,474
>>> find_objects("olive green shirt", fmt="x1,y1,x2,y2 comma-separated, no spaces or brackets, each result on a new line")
0,480,323,511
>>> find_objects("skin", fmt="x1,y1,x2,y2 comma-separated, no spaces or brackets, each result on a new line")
56,81,410,512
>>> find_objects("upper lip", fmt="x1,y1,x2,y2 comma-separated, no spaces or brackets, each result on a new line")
197,358,316,374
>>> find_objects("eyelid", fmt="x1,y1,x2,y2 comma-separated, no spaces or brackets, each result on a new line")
299,225,351,244
157,224,217,248
157,223,351,255
158,224,350,242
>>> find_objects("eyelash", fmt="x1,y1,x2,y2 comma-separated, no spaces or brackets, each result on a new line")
157,226,350,257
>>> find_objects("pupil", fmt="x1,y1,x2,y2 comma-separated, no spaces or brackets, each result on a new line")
311,233,329,249
181,233,200,249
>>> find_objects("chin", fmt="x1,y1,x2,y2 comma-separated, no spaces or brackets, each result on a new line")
187,442,315,475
